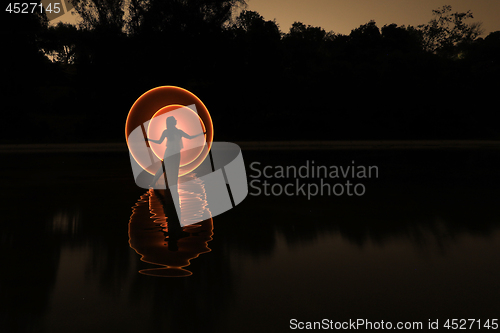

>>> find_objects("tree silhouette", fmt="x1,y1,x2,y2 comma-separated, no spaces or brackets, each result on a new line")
69,0,126,32
1,6,50,142
233,10,281,68
126,0,246,36
381,23,422,55
346,20,382,62
282,21,330,73
40,22,79,64
418,5,483,57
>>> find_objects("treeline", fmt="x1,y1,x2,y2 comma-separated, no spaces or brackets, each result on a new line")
2,1,499,142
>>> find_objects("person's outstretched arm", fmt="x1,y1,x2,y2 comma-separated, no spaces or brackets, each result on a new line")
181,130,206,140
147,130,167,144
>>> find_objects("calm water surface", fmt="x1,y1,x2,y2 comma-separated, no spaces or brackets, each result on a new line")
1,149,500,332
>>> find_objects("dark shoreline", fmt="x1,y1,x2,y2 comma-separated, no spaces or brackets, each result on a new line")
2,140,500,153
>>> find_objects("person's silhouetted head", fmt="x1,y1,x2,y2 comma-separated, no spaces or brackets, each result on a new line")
166,116,177,128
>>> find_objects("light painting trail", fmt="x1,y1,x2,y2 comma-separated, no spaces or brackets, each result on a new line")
125,86,214,177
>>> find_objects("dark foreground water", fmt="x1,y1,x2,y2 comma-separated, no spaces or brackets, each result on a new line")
1,148,500,332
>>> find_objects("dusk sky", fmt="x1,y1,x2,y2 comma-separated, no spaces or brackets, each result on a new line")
54,0,500,36
246,0,500,36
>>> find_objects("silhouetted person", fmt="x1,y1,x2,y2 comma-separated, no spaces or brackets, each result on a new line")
147,116,204,210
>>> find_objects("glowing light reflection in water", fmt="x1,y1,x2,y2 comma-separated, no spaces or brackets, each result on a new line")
128,173,213,277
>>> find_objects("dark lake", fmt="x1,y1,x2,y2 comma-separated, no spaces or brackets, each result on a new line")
2,147,500,332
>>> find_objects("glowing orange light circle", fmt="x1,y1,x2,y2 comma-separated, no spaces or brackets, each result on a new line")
125,86,214,176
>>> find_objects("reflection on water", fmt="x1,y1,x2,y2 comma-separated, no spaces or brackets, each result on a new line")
128,173,213,277
51,209,81,236
2,150,500,332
